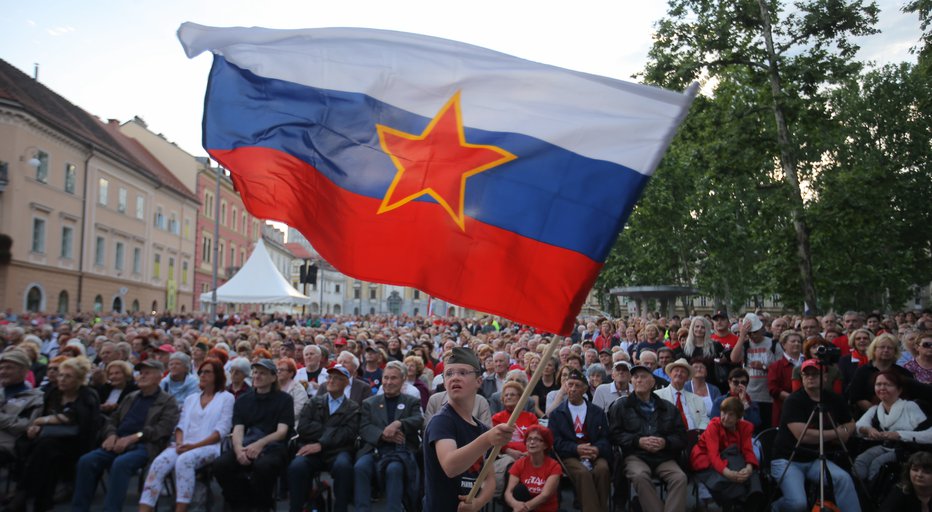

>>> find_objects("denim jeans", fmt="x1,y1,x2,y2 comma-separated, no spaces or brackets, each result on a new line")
354,452,405,512
770,458,861,512
287,451,354,512
71,444,149,512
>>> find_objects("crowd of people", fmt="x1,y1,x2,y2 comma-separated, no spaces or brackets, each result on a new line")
0,307,930,512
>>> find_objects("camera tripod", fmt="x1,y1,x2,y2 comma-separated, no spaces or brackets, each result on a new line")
769,361,866,511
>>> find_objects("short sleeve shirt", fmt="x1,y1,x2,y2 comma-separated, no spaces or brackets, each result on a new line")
773,389,851,462
423,403,489,511
508,455,562,512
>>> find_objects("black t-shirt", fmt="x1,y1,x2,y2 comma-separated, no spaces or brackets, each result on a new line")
773,389,852,462
423,403,489,511
232,388,294,438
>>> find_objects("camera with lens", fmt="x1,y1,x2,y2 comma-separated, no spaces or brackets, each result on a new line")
813,344,841,365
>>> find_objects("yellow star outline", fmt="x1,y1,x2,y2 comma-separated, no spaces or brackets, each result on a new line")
376,92,517,231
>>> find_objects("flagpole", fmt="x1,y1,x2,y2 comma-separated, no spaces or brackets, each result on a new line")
465,334,563,503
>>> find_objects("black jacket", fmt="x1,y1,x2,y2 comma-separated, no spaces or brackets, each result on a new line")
608,392,687,468
548,399,613,464
357,393,422,456
296,394,360,465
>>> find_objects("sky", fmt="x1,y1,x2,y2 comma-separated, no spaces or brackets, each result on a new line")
1,0,923,160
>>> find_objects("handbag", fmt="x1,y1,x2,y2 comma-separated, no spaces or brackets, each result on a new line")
38,424,80,439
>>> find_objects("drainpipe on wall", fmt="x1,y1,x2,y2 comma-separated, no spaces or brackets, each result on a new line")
76,145,94,313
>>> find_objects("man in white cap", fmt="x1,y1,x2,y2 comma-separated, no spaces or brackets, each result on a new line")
656,358,709,430
0,349,43,462
729,312,774,428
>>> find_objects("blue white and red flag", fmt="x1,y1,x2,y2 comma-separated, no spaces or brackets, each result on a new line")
179,23,695,335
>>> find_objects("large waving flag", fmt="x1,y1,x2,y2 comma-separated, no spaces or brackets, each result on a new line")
179,23,695,335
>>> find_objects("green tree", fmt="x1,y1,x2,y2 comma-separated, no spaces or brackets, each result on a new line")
640,0,879,312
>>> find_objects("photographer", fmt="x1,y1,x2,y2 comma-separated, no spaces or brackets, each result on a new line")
771,359,860,512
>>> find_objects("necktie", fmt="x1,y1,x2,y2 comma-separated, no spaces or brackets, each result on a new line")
676,391,689,429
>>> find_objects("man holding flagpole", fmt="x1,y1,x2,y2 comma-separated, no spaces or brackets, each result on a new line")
423,347,514,511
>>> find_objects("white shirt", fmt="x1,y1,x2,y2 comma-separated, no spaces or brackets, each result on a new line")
568,401,588,438
177,391,235,448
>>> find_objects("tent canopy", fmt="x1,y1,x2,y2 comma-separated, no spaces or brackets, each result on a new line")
200,238,311,305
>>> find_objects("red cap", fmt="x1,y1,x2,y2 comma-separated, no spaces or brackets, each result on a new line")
156,344,176,354
801,359,820,372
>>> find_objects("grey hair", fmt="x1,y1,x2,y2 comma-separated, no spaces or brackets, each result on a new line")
586,363,608,381
505,369,528,385
229,356,251,377
169,352,192,371
338,351,360,371
384,360,407,377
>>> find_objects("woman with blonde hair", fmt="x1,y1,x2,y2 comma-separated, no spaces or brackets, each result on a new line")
14,356,100,512
849,333,915,413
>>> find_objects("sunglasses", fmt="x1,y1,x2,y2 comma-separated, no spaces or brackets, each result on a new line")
920,342,932,349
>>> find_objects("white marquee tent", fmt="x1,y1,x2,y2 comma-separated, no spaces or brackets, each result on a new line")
199,238,312,305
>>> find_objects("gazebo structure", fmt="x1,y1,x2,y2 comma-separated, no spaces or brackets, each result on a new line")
610,285,698,318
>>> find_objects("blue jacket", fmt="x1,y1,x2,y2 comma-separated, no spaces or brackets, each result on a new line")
548,399,612,464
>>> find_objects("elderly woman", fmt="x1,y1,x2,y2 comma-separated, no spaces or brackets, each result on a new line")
848,333,915,413
586,363,608,402
97,360,138,415
15,356,100,512
767,330,805,428
545,365,576,415
39,355,67,393
686,357,721,418
226,357,252,399
140,358,235,512
160,353,199,408
854,370,932,483
275,357,307,423
403,354,430,409
879,451,932,511
503,424,562,512
690,397,762,511
492,381,541,497
839,328,874,389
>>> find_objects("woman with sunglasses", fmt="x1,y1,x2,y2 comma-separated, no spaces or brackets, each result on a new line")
710,368,761,430
904,333,932,384
503,424,562,512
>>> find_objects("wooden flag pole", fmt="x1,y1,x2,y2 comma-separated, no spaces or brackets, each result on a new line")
465,334,563,503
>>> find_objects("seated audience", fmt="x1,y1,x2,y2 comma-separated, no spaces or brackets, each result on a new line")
226,357,252,399
771,359,861,512
592,360,633,410
288,364,358,512
690,397,763,511
549,369,611,512
711,368,762,429
71,360,180,512
213,359,293,512
879,451,932,511
685,357,721,418
491,381,540,495
0,349,44,464
610,364,688,512
768,330,804,428
139,358,234,512
354,361,422,512
504,424,562,512
657,358,710,430
97,360,137,415
854,370,932,483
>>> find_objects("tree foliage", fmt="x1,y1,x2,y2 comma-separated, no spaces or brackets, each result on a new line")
599,0,931,313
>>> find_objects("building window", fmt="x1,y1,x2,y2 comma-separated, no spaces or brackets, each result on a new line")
168,213,179,235
117,188,127,213
242,213,247,233
220,201,227,226
26,286,42,312
132,299,140,312
115,242,125,271
153,253,161,279
93,295,103,313
202,235,212,264
61,226,74,259
98,178,109,206
232,207,238,231
184,218,191,240
168,257,175,281
230,245,235,267
95,236,105,266
414,290,420,299
57,290,69,314
112,296,123,313
369,288,377,300
182,261,188,285
218,242,224,268
133,247,141,274
64,163,76,193
154,207,165,230
699,296,707,307
335,284,341,293
204,192,213,218
240,249,245,266
136,196,145,220
35,151,49,183
31,218,46,254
